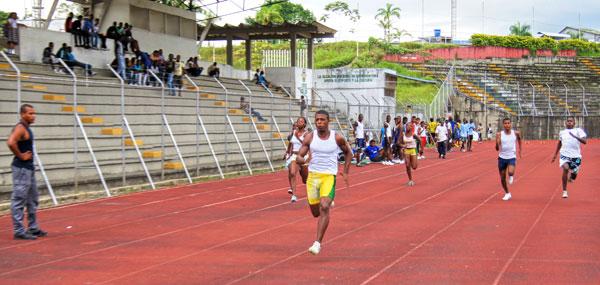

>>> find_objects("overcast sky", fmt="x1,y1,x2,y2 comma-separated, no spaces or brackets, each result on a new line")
2,0,599,41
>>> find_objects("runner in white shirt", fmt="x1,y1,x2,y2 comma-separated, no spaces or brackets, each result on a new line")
284,117,309,203
551,117,587,198
296,110,352,255
435,119,448,159
495,118,522,201
418,121,428,159
352,114,366,163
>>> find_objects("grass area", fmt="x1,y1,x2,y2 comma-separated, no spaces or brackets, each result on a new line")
395,78,439,105
198,40,441,105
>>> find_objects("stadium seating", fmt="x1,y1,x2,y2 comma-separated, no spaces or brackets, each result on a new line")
399,59,600,116
0,56,351,201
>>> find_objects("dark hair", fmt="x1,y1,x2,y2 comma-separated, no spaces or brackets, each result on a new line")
20,104,33,113
315,109,329,119
503,117,511,122
370,139,376,143
566,116,575,121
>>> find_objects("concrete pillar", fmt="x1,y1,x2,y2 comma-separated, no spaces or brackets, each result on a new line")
245,39,252,71
226,35,233,66
290,33,297,67
307,38,313,69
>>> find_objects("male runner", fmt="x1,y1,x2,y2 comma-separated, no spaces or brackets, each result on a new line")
551,117,587,198
352,114,366,163
7,104,47,240
296,110,352,255
495,118,522,201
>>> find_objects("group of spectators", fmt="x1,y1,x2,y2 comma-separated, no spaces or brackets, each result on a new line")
42,42,96,76
65,14,137,51
351,114,488,166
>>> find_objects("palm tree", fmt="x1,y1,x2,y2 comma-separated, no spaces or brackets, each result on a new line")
509,22,532,37
375,3,401,43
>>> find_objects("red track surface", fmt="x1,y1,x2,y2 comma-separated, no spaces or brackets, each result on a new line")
0,141,598,284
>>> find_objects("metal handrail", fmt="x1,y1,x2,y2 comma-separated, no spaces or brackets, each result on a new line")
214,78,230,171
108,64,155,189
0,51,21,118
563,84,571,116
260,83,276,159
147,70,166,179
579,83,589,116
545,83,554,116
186,75,224,179
239,80,274,172
58,59,110,196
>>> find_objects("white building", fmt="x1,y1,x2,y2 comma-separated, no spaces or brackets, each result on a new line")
559,26,600,43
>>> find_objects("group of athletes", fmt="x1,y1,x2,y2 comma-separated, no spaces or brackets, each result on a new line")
281,110,587,255
6,104,588,256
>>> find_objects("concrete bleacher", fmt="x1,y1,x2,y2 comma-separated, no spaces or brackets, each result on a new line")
0,56,351,204
399,59,600,116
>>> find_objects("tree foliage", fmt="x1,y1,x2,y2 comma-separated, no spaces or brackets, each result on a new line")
246,0,315,25
321,1,360,23
0,11,9,26
509,22,532,37
375,3,401,43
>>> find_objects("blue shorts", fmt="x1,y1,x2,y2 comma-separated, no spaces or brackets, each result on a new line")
355,138,366,149
498,157,516,170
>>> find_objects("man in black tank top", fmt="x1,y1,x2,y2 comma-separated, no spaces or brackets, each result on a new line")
6,104,47,240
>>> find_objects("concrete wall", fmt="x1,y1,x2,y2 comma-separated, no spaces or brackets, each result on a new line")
198,61,251,80
517,116,599,140
18,27,115,68
132,27,196,59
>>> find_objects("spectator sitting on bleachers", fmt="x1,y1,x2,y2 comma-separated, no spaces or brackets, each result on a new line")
207,62,220,78
61,46,96,76
185,57,203,76
42,42,61,73
258,70,272,88
136,50,152,84
70,15,83,47
121,23,132,52
253,69,260,84
240,97,267,122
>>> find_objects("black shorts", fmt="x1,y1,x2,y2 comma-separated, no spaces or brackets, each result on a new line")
498,157,516,170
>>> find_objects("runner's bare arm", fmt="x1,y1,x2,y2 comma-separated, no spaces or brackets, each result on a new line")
284,135,293,160
569,132,587,144
296,132,313,165
551,140,562,163
515,131,523,158
495,132,501,151
7,124,32,160
336,133,352,175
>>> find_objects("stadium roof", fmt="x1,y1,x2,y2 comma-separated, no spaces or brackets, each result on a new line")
198,21,337,41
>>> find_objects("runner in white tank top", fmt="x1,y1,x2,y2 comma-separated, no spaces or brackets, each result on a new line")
551,116,588,198
296,110,352,255
495,118,522,201
284,117,310,203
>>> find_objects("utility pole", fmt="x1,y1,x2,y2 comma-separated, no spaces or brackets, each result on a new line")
451,0,457,40
421,0,425,38
481,0,485,33
532,6,535,35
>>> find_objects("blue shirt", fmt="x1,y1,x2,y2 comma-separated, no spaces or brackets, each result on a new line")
364,145,381,160
466,123,474,135
460,123,469,137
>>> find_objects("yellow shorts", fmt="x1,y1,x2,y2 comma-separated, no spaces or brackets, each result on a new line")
306,172,336,205
404,148,417,156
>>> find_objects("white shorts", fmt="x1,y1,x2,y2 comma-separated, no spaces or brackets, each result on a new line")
285,154,308,169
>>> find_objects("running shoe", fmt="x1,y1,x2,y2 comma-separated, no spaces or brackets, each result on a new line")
407,180,415,186
399,160,405,164
291,195,297,203
308,241,321,255
508,176,514,185
502,193,512,201
392,159,402,164
562,191,568,198
330,201,335,207
288,189,293,195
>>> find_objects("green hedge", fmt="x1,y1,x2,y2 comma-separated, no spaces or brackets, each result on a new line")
471,34,600,55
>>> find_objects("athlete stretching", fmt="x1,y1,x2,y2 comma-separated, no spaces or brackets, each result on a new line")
296,110,352,255
284,117,309,202
495,118,522,201
551,117,587,198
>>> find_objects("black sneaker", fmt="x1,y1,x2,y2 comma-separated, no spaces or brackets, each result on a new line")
14,233,37,240
27,228,48,237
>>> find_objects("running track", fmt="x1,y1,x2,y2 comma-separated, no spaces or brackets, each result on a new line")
0,141,598,284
